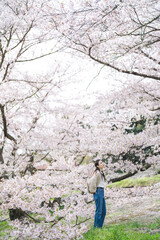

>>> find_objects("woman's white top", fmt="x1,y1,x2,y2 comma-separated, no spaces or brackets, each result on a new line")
97,174,105,188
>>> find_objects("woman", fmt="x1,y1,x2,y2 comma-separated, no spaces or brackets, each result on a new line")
92,159,106,228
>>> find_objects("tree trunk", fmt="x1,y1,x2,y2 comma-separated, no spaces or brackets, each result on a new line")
0,148,4,164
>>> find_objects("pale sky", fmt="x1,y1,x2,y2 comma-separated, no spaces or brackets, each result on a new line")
14,41,127,106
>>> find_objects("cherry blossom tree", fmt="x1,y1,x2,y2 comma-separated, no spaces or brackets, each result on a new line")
45,0,160,178
0,0,68,176
51,79,159,172
0,1,160,239
1,79,159,239
0,2,96,238
48,0,160,81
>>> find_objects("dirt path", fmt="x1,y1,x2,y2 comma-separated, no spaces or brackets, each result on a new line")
105,189,160,225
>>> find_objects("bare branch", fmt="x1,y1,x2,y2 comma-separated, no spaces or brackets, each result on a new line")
150,107,160,111
10,21,34,52
72,217,91,227
2,63,10,81
140,49,160,65
88,47,160,81
116,14,160,37
0,26,14,69
86,65,105,90
7,78,52,84
0,104,16,143
16,47,64,62
51,217,64,227
141,87,160,101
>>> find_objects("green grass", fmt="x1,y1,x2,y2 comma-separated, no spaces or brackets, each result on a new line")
147,218,160,230
81,219,160,240
0,221,12,238
108,174,160,188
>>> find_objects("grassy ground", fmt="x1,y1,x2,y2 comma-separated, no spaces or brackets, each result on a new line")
81,218,160,240
0,221,12,239
107,174,160,188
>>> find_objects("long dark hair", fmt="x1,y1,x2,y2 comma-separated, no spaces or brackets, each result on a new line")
94,159,106,180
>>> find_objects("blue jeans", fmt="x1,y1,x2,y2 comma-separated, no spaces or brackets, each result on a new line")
93,188,106,228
